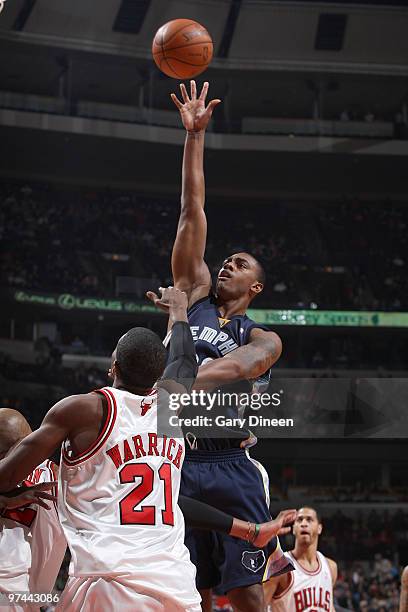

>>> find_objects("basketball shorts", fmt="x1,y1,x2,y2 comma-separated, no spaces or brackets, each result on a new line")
57,575,201,612
0,574,38,611
180,448,289,593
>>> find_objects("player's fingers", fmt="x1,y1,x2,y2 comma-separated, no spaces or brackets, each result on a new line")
35,492,57,502
29,482,57,492
154,300,170,311
34,498,51,510
278,510,297,525
180,83,190,103
190,80,197,100
199,81,209,101
170,93,183,110
277,526,292,535
206,99,221,114
146,291,159,303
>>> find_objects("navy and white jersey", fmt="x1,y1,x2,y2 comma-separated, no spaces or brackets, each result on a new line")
186,294,271,450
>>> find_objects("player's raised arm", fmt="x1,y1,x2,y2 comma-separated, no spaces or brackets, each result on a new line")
170,80,220,304
0,394,98,492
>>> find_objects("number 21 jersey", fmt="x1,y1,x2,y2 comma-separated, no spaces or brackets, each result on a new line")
58,387,199,607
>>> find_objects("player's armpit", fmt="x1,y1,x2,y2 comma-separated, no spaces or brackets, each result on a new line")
0,394,95,492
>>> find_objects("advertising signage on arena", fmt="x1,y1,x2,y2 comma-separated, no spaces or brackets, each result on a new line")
12,290,408,327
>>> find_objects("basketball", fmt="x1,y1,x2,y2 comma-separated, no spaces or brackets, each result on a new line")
152,19,213,79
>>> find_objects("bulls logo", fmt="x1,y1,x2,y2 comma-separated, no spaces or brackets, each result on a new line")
241,550,266,573
141,398,154,416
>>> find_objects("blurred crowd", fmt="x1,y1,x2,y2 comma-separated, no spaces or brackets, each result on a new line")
334,556,401,611
1,180,407,310
321,510,408,562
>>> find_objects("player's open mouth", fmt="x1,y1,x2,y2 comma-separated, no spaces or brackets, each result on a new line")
218,271,232,280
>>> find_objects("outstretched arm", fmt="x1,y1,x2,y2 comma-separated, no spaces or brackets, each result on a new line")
193,328,282,391
170,81,220,305
0,395,95,492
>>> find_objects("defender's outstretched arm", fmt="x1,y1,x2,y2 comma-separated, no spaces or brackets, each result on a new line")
170,81,220,305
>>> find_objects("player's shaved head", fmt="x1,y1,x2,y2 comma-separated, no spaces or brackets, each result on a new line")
114,327,167,389
0,408,32,458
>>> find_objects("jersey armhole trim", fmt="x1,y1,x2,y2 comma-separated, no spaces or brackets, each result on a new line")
46,460,59,515
62,388,117,466
273,571,294,600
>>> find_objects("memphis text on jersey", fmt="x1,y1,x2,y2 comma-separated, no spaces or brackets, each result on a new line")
105,432,183,470
294,586,331,611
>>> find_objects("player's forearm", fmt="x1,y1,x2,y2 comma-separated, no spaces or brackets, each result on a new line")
192,358,245,391
0,429,58,492
193,345,276,392
181,131,205,214
179,495,261,543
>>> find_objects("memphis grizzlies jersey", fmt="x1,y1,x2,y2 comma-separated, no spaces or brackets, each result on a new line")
186,294,271,450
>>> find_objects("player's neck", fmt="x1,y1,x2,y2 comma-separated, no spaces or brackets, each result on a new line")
292,543,319,567
112,379,153,396
216,295,250,318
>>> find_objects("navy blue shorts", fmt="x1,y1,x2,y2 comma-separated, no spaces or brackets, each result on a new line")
180,448,276,594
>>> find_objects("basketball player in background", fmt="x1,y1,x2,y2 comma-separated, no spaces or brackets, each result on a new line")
0,408,66,611
147,80,289,612
264,507,337,611
400,566,408,612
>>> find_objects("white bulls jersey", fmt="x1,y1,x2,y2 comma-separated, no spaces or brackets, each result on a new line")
271,551,333,612
58,386,200,608
0,459,66,593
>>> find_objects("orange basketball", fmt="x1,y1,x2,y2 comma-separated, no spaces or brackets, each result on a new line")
152,19,213,79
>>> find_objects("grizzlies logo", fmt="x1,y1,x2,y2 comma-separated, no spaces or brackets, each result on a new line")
241,550,266,573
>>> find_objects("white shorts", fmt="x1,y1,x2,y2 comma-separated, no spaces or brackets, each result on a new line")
0,574,37,612
57,576,201,612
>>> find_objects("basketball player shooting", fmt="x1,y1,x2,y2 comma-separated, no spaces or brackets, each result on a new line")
148,81,291,612
264,507,337,612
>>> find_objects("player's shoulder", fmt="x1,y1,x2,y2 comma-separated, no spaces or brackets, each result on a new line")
402,565,408,584
324,555,338,583
46,392,103,425
188,293,212,313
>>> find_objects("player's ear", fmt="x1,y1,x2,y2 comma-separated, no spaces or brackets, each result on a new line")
110,359,119,380
251,281,263,295
317,523,323,536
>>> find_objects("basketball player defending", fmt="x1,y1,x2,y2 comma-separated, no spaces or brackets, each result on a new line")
149,80,289,612
264,507,337,611
0,409,66,611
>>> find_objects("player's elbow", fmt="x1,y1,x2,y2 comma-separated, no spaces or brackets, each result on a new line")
252,334,282,377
